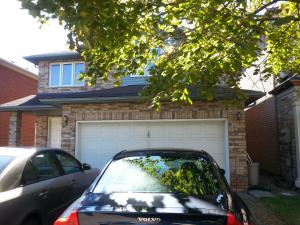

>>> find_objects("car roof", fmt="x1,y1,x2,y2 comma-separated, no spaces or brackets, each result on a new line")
0,147,54,157
113,148,210,159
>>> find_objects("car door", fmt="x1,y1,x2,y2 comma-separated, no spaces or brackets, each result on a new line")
53,151,86,201
29,152,67,224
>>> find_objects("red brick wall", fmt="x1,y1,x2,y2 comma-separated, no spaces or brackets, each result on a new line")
0,64,37,146
245,97,280,175
20,113,36,146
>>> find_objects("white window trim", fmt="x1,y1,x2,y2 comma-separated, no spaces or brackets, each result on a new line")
49,61,85,87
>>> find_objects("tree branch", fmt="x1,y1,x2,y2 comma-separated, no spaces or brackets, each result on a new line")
250,0,280,16
254,15,300,22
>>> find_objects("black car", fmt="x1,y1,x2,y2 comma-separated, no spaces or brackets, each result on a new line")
54,149,255,225
0,147,99,225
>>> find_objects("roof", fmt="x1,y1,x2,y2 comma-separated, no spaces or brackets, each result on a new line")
269,74,300,95
0,95,56,111
0,57,37,80
24,51,82,65
0,85,264,112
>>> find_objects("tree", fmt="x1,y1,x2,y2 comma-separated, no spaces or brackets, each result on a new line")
19,0,300,107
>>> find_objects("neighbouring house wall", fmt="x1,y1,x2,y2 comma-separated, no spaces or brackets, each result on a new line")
46,101,246,191
245,97,280,175
38,61,115,93
0,64,37,146
276,87,298,184
20,113,36,146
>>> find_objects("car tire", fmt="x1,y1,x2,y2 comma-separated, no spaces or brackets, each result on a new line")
21,218,41,225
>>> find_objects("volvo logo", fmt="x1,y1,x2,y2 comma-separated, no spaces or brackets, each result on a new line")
138,217,161,223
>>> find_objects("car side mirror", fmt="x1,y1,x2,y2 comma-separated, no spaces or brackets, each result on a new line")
82,163,91,170
219,168,225,175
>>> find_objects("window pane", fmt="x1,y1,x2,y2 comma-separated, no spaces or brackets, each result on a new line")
74,63,85,86
22,162,38,185
62,64,72,85
50,64,60,86
94,153,226,207
31,153,60,180
56,153,81,174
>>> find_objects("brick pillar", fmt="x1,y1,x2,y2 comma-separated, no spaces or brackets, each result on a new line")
8,112,22,146
35,115,48,147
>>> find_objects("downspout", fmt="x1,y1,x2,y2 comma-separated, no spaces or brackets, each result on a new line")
293,93,300,188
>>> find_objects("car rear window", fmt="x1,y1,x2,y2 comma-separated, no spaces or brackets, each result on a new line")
93,153,227,201
0,156,15,174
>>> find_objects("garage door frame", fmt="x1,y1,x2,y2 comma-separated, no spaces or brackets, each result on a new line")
75,119,230,181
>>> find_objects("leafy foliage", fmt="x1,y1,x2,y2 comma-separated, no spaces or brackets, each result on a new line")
19,0,300,107
129,157,223,197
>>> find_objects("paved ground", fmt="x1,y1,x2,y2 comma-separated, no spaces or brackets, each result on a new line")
238,192,284,225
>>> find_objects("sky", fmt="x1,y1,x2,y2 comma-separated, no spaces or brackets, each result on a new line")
0,0,274,93
0,0,69,73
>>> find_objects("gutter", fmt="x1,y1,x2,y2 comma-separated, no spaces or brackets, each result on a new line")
0,105,57,112
39,96,141,104
39,92,264,105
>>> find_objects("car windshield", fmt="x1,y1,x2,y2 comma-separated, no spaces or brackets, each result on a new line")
0,156,15,175
94,153,227,199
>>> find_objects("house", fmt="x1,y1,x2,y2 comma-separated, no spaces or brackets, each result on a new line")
0,51,263,191
0,57,37,146
246,75,300,188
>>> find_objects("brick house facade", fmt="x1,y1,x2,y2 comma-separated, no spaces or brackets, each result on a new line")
0,51,263,191
0,57,37,146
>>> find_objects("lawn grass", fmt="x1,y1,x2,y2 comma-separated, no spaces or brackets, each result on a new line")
260,195,300,225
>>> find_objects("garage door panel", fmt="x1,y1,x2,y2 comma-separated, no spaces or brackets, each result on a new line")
77,120,229,180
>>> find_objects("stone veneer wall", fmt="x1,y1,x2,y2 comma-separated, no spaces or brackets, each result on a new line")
34,101,248,191
8,112,22,146
276,87,298,184
38,61,115,93
35,111,62,147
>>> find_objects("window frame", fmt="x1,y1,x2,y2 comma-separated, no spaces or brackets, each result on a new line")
53,151,82,175
29,152,63,182
20,160,39,186
49,61,85,87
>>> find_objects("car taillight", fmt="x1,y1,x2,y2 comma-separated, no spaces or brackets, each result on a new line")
227,213,242,225
54,210,79,225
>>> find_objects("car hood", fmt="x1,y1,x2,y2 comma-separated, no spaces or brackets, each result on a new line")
79,192,228,215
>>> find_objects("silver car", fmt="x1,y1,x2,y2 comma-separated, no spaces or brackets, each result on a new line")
0,147,99,225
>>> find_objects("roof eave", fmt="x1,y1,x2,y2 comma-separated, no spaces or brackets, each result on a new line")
0,57,37,80
39,92,264,105
24,52,82,65
0,105,57,112
39,96,140,104
269,75,300,95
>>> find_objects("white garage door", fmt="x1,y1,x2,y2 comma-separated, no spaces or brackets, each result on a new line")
76,120,229,180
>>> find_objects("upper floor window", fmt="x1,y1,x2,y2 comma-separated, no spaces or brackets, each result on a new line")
50,62,85,87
